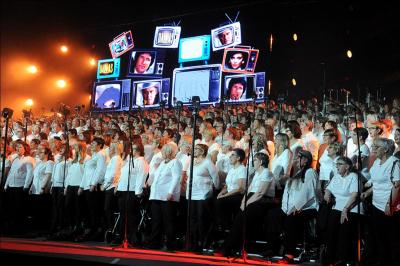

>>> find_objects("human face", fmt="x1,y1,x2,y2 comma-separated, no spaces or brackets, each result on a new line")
16,144,25,156
135,53,152,73
394,129,400,144
142,87,158,105
285,128,293,139
327,145,337,157
371,141,386,159
230,83,244,100
229,151,240,165
229,53,244,69
253,157,261,170
367,126,380,138
194,145,205,158
336,160,350,176
218,29,233,45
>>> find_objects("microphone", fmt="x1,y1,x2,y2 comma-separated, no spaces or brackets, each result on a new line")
341,88,351,94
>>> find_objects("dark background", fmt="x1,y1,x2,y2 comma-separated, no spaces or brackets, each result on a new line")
2,0,399,116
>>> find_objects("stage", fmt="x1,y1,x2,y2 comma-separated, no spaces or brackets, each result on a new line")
0,237,319,265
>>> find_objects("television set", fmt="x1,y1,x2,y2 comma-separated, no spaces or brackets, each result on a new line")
127,49,165,78
171,64,221,106
153,26,181,48
109,31,134,58
178,35,211,63
96,58,120,79
92,79,131,111
223,72,266,104
211,22,242,51
132,78,170,108
222,47,259,74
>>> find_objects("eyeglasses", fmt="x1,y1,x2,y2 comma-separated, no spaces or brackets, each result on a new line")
336,162,347,166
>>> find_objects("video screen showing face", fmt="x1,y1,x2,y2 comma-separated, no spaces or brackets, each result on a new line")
214,26,234,48
224,50,249,71
135,81,161,107
130,51,156,75
94,83,121,109
224,76,255,102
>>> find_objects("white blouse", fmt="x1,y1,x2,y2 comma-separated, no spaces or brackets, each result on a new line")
187,158,219,200
80,155,95,190
249,168,275,197
31,160,54,194
225,164,247,193
369,156,400,212
327,172,361,214
272,148,292,186
281,168,319,214
103,155,122,190
116,156,149,194
319,151,338,181
150,159,183,202
51,157,71,188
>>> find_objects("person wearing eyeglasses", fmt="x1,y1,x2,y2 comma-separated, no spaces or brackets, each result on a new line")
215,148,246,234
186,143,219,252
222,152,275,257
324,156,361,265
361,138,400,265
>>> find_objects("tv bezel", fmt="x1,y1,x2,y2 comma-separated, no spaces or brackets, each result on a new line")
211,22,242,51
127,49,162,78
109,31,134,59
222,47,259,74
133,79,165,108
171,64,222,106
223,73,257,104
96,58,121,79
92,80,124,110
153,26,181,48
178,35,211,63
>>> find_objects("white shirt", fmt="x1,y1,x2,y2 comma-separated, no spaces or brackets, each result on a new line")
31,160,53,194
225,164,246,193
51,157,71,188
272,149,292,186
90,149,106,186
80,155,95,190
249,168,275,197
148,151,163,185
327,172,362,214
150,159,183,202
319,151,338,181
369,156,400,212
65,156,89,187
216,151,232,174
281,168,319,214
117,156,149,194
103,155,122,190
4,155,34,189
187,158,219,200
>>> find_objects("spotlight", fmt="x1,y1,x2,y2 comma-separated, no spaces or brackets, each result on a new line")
57,79,66,88
347,50,353,58
60,45,68,53
293,33,298,41
25,99,34,107
27,65,38,74
292,78,297,86
89,58,96,66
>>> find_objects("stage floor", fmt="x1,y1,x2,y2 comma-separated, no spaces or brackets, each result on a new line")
0,237,320,265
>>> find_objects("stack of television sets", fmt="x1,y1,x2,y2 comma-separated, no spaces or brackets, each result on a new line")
92,22,265,112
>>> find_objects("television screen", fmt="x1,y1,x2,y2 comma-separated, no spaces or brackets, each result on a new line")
97,58,120,79
153,26,181,48
109,31,134,58
211,22,242,51
172,64,221,106
133,78,170,108
223,72,266,104
222,48,259,74
178,35,211,63
127,49,165,78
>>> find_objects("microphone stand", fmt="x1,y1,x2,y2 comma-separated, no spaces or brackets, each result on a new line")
277,101,284,134
240,97,256,262
352,102,362,264
221,97,226,146
61,106,70,190
185,97,200,251
1,108,13,190
175,101,183,144
23,110,31,142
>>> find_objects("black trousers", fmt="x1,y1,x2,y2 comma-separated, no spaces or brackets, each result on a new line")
117,191,141,244
104,189,116,230
223,195,275,255
149,200,178,249
326,209,358,264
29,193,51,232
50,187,65,233
214,194,242,230
83,189,100,232
372,206,399,265
189,199,213,251
64,186,82,229
6,187,26,233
